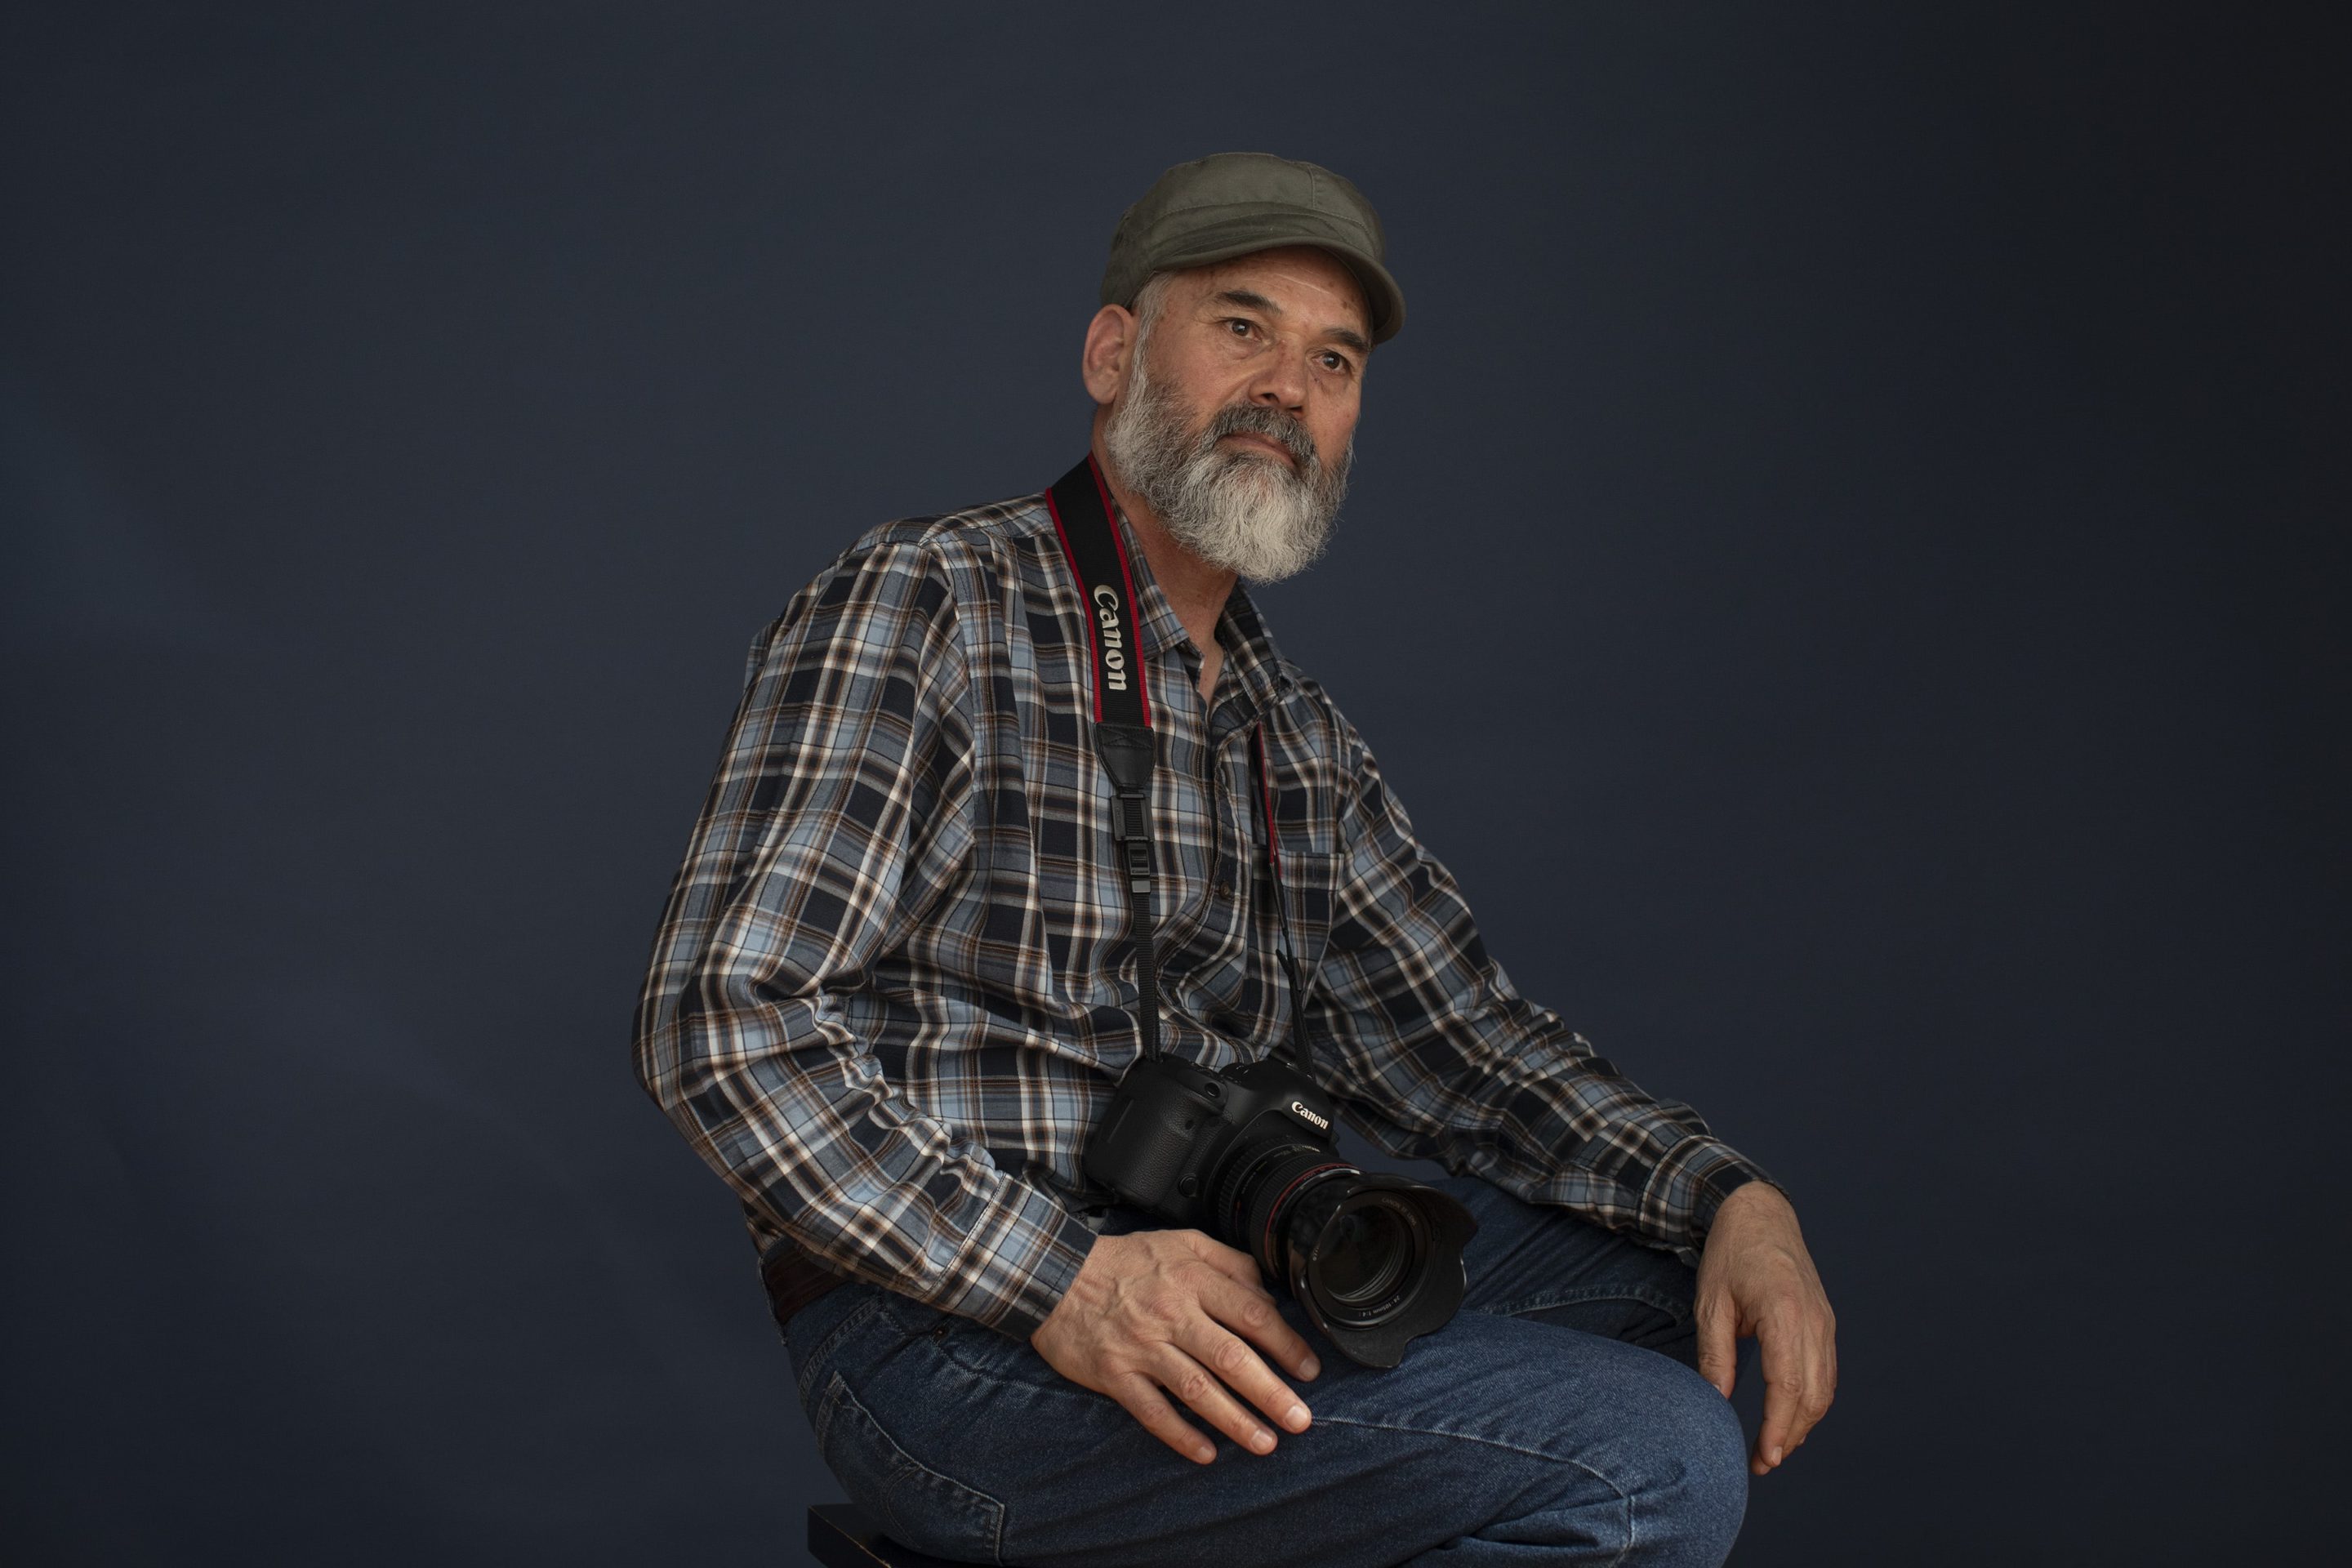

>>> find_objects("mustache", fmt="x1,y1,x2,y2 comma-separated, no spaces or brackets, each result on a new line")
1200,400,1320,473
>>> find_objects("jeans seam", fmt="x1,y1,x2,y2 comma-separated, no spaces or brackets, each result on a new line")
927,1336,1116,1410
1477,1281,1690,1325
794,1294,888,1405
823,1371,1009,1564
1312,1414,1636,1564
808,1372,848,1454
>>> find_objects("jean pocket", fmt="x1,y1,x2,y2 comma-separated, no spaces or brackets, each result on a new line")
788,1290,890,1408
809,1370,1006,1565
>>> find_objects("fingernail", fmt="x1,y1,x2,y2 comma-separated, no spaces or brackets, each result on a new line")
1250,1429,1275,1454
1195,1445,1216,1463
1300,1356,1321,1379
1766,1446,1783,1466
1285,1402,1311,1431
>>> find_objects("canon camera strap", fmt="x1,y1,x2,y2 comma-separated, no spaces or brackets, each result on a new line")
1045,457,1166,1061
1045,457,1313,1076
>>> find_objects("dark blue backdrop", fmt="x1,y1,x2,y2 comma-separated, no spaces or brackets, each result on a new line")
4,4,2344,1564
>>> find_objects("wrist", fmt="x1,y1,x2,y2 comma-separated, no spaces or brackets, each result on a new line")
1700,1180,1796,1256
1717,1179,1793,1220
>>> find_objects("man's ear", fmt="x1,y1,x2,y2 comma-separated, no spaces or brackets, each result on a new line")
1080,304,1138,407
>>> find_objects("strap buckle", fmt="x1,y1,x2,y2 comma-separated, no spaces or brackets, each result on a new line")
1111,791,1153,891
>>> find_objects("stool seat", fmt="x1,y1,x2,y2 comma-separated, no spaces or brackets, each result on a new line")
808,1503,1034,1568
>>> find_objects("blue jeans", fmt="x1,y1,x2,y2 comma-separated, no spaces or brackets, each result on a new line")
784,1177,1748,1567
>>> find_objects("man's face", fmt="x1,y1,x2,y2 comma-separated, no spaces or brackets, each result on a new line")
1098,247,1370,582
1130,246,1369,474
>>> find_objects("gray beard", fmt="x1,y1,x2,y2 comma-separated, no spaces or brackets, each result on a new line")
1101,359,1352,585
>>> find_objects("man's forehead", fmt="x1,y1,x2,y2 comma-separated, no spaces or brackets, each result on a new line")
1174,248,1373,341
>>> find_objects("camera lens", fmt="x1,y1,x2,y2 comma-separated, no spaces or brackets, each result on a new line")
1265,1171,1475,1367
1313,1195,1417,1315
1111,1055,1478,1370
1318,1205,1400,1299
1227,1145,1352,1267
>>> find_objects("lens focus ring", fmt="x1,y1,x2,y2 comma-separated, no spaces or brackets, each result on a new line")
1238,1148,1354,1277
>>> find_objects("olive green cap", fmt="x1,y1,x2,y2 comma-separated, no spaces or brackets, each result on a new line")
1100,151,1405,345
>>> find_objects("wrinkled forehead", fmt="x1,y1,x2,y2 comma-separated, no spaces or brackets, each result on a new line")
1166,247,1374,345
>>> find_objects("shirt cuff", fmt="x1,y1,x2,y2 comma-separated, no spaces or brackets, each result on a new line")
1639,1135,1780,1258
935,1176,1101,1341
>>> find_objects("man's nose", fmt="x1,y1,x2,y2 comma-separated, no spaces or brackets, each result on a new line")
1246,353,1310,412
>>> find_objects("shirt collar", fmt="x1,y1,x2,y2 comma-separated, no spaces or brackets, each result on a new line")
1214,580,1296,715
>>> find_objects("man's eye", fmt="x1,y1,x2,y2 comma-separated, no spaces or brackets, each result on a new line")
1226,318,1254,337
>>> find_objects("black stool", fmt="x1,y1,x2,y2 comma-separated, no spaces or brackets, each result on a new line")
808,1503,1031,1568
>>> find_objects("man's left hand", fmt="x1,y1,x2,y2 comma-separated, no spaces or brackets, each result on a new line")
1693,1182,1838,1476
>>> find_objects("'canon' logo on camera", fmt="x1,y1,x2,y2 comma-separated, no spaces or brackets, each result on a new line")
1289,1100,1330,1132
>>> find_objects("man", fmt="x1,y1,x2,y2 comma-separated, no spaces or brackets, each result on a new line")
635,153,1835,1567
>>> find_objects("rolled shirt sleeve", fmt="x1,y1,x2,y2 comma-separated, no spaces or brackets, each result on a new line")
632,537,1096,1339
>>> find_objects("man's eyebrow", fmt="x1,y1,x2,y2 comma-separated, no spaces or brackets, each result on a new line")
1213,288,1283,316
1211,289,1371,357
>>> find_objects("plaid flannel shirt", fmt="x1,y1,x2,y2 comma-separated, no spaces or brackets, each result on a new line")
632,478,1771,1340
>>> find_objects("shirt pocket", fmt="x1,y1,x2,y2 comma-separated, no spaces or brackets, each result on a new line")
1270,847,1340,987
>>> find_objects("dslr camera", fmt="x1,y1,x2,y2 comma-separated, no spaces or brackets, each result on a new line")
1082,1051,1476,1367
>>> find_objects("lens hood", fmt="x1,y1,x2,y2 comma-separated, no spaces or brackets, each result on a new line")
1278,1172,1477,1369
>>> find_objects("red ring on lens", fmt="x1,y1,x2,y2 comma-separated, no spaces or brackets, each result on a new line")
1260,1161,1352,1259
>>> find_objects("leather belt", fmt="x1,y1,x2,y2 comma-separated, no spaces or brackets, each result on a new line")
760,1243,849,1333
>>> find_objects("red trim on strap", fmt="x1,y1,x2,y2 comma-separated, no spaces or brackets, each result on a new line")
1254,725,1283,880
1087,455,1154,726
1041,484,1105,724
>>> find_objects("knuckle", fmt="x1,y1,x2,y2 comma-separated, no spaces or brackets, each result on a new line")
1211,1338,1250,1375
1177,1369,1215,1405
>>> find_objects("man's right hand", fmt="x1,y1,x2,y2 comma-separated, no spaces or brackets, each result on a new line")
1030,1228,1321,1464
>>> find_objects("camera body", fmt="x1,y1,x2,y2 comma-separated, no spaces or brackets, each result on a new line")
1083,1053,1341,1231
1083,1050,1476,1368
